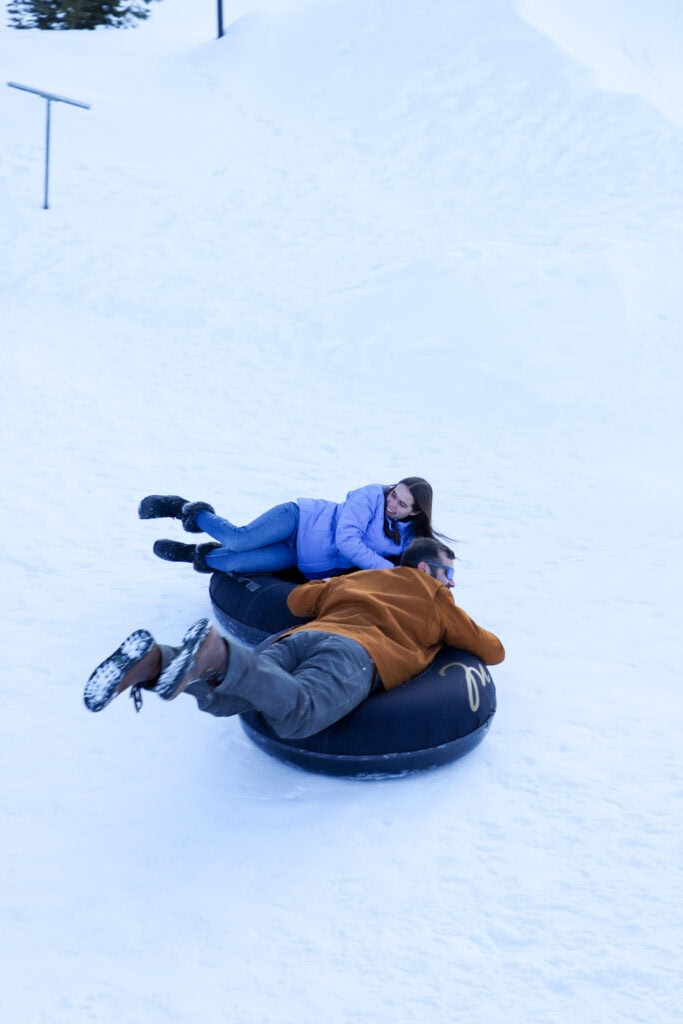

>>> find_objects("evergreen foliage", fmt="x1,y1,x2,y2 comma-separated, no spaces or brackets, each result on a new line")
8,1,158,30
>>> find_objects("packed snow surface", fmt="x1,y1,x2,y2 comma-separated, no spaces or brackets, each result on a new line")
1,1,681,1022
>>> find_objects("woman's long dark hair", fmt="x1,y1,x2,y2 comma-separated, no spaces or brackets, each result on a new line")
383,477,450,543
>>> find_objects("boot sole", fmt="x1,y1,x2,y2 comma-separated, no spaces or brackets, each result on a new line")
156,619,213,701
84,630,157,712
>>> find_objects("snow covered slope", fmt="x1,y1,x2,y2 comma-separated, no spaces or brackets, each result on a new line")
1,2,681,1022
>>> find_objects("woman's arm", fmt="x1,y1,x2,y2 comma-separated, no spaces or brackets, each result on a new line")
334,486,396,570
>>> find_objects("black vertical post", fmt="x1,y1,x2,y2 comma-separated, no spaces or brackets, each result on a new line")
43,98,52,210
217,0,224,39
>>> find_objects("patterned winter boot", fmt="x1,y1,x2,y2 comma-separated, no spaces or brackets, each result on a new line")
156,619,230,701
83,630,161,712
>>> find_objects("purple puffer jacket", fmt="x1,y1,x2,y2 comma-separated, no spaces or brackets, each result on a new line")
295,484,415,579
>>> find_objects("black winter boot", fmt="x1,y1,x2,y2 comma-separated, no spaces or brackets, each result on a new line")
153,539,197,563
138,494,188,521
180,500,215,533
194,542,221,574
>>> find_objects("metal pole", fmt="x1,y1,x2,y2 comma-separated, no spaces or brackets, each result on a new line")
217,0,224,39
6,82,90,210
43,99,51,210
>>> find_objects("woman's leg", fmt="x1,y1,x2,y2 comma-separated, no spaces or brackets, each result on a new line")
203,542,298,574
195,502,300,551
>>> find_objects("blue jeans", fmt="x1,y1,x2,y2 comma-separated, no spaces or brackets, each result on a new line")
196,502,300,574
184,630,375,739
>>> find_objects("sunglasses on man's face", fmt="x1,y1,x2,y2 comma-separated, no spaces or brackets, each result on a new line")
425,562,455,582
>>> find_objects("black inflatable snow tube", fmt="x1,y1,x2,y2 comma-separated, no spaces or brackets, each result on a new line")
209,571,497,778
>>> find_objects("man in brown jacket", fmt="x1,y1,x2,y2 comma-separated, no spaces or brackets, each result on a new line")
84,538,504,738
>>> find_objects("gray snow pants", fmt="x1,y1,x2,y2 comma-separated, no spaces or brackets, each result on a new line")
183,630,377,739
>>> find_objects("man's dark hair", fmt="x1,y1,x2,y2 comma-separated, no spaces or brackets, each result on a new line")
400,537,455,568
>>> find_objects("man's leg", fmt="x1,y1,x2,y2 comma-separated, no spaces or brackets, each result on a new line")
86,621,374,738
186,630,375,739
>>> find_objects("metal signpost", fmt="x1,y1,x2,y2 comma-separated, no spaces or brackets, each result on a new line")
7,81,90,210
217,0,224,39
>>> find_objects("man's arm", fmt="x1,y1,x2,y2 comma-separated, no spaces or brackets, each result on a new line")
436,588,505,665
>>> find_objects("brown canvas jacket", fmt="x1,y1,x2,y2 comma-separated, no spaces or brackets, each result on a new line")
286,566,504,690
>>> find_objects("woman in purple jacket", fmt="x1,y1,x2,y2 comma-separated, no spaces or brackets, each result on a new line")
139,478,441,578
